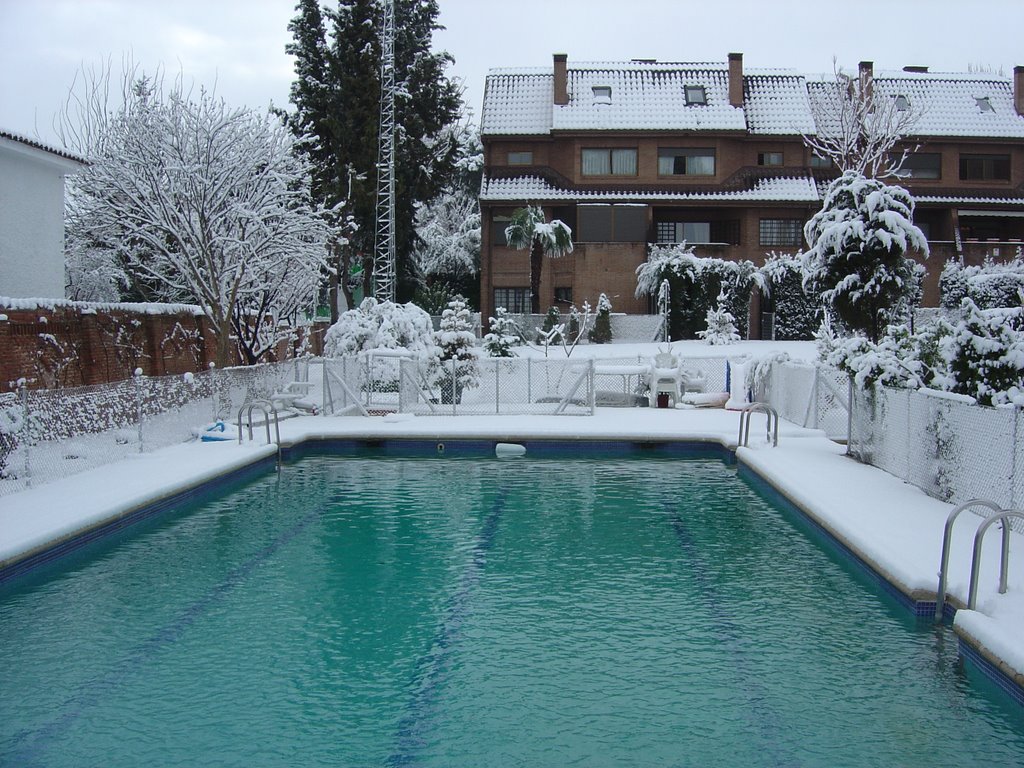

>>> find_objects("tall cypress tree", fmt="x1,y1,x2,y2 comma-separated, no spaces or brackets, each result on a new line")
283,0,462,306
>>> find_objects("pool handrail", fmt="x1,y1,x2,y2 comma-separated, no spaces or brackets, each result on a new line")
935,499,1003,620
738,402,778,448
237,399,282,467
967,508,1024,611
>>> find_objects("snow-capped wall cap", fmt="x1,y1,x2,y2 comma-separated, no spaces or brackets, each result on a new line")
0,296,205,316
0,128,88,168
480,172,820,203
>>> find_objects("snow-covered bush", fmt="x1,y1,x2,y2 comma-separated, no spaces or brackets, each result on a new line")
933,299,1024,406
324,298,435,359
759,252,822,340
433,296,479,403
588,293,613,344
697,290,740,345
537,306,563,345
483,308,520,357
939,254,1024,311
802,171,928,342
636,244,761,339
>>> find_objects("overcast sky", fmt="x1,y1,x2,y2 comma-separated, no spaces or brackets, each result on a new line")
1,0,1022,145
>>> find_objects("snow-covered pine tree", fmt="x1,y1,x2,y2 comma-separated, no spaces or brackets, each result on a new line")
697,290,741,345
589,293,613,343
434,295,479,403
483,307,520,357
936,298,1024,406
536,305,564,345
802,171,928,343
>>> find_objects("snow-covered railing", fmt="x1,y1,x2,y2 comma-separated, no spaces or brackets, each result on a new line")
0,361,297,497
848,385,1024,527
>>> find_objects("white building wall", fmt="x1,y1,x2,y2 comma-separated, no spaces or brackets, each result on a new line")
0,142,76,299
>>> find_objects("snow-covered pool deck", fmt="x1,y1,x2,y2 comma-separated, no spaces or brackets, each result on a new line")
1,407,1022,703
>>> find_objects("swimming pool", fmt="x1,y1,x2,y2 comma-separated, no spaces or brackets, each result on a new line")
2,448,1023,766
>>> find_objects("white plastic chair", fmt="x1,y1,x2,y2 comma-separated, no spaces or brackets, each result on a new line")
648,350,683,407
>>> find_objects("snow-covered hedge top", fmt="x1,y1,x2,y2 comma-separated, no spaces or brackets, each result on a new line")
0,296,205,316
323,298,437,360
940,254,1024,311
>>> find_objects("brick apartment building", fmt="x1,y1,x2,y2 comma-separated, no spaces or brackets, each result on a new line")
478,54,1024,336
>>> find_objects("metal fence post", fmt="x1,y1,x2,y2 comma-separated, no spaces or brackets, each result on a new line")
209,362,218,421
19,382,31,488
451,358,457,416
494,358,500,415
846,377,854,456
134,368,145,453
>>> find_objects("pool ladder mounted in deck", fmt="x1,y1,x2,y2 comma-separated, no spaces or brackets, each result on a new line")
935,499,1024,620
737,402,779,448
237,399,282,468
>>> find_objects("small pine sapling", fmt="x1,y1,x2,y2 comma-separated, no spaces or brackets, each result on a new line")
697,290,741,345
483,307,520,357
588,293,613,343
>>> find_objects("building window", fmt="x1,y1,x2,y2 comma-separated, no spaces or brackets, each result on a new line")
493,288,530,314
893,95,911,111
578,204,648,242
900,152,941,179
810,154,834,169
658,148,715,176
656,221,712,244
758,151,783,167
492,215,511,246
508,151,533,165
554,287,573,305
975,97,995,113
684,85,707,105
960,154,1010,181
592,86,612,103
759,219,803,247
582,148,638,176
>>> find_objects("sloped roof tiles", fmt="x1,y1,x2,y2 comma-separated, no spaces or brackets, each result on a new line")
482,59,1024,139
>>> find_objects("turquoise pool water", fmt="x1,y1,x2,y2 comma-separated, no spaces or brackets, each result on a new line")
2,451,1023,767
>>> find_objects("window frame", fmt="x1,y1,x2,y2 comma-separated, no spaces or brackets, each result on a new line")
758,151,784,167
759,219,804,247
581,147,638,177
684,85,707,106
900,152,942,180
493,287,531,315
959,153,1010,181
657,147,716,177
507,151,533,166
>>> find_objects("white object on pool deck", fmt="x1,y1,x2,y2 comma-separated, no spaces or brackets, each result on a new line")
495,443,527,457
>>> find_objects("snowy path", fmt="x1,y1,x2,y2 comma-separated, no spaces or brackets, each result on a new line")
1,407,1021,694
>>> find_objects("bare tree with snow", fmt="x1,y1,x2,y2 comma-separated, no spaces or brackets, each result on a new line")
62,68,331,366
804,62,923,179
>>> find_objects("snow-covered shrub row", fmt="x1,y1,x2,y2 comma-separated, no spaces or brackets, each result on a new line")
939,254,1024,311
323,298,437,359
636,244,763,340
817,299,1024,406
759,253,822,340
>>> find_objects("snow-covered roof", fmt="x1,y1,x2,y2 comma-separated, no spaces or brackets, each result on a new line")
806,71,1024,139
481,59,1024,139
479,172,820,203
0,128,88,166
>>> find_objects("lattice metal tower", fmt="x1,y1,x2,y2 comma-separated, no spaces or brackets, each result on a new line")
372,0,397,302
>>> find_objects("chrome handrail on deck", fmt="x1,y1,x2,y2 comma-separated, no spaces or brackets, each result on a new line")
968,509,1024,611
237,399,282,468
738,402,779,448
935,499,1003,620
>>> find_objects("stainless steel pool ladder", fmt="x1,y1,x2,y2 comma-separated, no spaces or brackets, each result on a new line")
935,499,1023,619
237,399,282,467
737,402,779,448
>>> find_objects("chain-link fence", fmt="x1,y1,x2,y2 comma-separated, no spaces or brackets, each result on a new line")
848,385,1024,525
321,354,596,416
0,361,301,497
758,362,850,441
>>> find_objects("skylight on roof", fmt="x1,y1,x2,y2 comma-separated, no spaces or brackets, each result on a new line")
975,96,995,113
684,85,707,106
592,86,612,104
893,95,910,111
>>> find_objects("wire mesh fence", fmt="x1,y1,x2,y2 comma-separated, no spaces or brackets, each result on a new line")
0,361,299,497
759,362,850,441
849,385,1024,530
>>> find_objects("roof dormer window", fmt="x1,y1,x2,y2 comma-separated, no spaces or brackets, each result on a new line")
975,96,995,113
684,85,707,106
592,86,612,104
893,95,910,111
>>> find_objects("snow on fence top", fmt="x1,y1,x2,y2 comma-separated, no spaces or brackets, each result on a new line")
0,296,205,316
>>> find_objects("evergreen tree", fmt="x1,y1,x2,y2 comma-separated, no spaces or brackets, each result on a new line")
434,295,479,403
537,306,564,345
283,0,462,305
483,308,520,357
697,290,741,345
589,293,613,343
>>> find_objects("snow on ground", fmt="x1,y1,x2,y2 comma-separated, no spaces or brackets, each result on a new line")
1,337,1021,696
513,338,819,362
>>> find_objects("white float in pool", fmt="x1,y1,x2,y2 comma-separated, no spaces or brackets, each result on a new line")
495,442,526,457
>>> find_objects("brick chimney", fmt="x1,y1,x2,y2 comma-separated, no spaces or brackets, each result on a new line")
1015,66,1024,116
859,60,874,99
728,52,743,108
554,53,568,106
